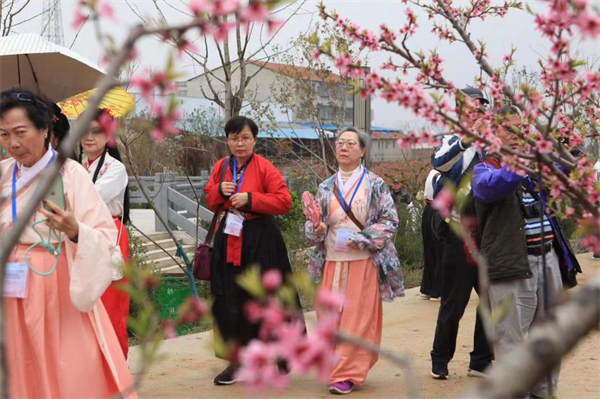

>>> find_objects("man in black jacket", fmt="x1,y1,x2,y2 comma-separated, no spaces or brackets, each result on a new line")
472,107,581,398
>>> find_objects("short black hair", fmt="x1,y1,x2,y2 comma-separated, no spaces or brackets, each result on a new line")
224,116,258,138
0,88,51,131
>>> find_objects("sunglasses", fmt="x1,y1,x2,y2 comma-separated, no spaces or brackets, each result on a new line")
6,92,49,116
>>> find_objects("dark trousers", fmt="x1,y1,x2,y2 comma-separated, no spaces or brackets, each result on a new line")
420,203,443,298
431,230,494,370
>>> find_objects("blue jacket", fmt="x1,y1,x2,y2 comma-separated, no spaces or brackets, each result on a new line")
473,158,581,287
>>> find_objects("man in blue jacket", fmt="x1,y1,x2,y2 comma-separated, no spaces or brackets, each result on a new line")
430,87,494,380
472,106,581,398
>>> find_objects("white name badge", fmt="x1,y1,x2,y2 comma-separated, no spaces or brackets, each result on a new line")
4,262,29,298
335,229,354,252
224,212,244,237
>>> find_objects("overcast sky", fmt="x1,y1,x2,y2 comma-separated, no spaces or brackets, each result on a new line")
7,0,600,127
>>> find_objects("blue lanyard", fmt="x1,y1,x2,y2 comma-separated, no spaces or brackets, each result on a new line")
12,151,56,223
232,157,248,194
338,169,367,213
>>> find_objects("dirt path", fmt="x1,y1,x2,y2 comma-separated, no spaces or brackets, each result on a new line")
130,256,600,399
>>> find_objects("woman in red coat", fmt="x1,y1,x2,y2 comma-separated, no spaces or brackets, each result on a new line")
204,116,298,385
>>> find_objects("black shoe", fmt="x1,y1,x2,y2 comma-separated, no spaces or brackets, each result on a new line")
277,359,291,375
468,362,492,378
214,365,238,385
431,364,449,380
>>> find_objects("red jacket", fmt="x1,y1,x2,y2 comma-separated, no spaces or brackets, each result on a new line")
204,154,292,266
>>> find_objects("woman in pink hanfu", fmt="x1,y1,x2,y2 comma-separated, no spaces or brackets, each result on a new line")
305,127,404,395
0,89,135,398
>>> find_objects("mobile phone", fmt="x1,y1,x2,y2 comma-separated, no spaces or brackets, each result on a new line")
43,175,66,213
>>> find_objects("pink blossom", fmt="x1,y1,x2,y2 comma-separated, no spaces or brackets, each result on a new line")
212,0,240,16
289,335,336,381
189,296,208,317
311,50,321,62
565,207,575,219
72,8,87,29
258,298,286,339
131,74,155,100
98,111,118,145
575,12,600,38
334,53,354,75
240,2,269,24
162,320,177,339
550,179,565,200
188,0,214,16
245,301,263,322
432,188,454,219
274,320,306,359
236,341,287,392
176,39,198,58
262,269,282,292
98,2,118,23
213,21,236,42
536,139,552,154
581,233,600,254
315,288,344,313
267,19,285,36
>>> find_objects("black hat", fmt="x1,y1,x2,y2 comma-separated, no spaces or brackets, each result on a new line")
460,87,489,105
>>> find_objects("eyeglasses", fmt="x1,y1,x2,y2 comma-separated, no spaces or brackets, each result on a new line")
228,136,254,144
335,140,358,148
7,92,49,116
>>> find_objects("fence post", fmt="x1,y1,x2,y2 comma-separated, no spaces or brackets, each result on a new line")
154,171,177,232
284,167,291,190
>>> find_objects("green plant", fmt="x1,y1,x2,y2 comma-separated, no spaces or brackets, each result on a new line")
394,203,424,288
278,191,309,251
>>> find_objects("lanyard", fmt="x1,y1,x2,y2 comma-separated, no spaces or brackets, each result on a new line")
10,150,62,277
338,168,366,213
12,151,56,223
232,157,249,194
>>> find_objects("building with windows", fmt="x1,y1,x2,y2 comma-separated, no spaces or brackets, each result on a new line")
177,60,358,126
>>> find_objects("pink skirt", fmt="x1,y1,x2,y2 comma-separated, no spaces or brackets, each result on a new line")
319,258,383,386
4,245,135,398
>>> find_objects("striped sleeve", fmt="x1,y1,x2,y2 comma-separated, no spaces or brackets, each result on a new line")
433,135,466,172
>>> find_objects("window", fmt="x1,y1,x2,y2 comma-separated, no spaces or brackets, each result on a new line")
317,82,329,98
176,82,187,97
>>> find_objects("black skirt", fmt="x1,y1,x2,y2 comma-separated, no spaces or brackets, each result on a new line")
211,214,299,357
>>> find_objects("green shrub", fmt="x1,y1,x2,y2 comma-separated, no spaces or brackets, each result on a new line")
278,191,310,251
394,203,424,288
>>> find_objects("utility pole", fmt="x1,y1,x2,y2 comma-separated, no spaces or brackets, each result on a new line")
353,66,372,167
41,0,64,46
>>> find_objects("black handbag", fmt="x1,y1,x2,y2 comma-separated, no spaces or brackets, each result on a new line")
192,158,228,281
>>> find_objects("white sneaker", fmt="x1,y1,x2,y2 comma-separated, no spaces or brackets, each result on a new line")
416,293,431,300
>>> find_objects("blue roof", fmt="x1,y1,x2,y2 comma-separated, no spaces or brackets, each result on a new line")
258,123,334,140
296,123,398,134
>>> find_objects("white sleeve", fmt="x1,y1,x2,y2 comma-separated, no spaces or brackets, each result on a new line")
94,161,128,204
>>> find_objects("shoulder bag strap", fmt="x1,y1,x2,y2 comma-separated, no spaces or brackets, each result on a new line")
332,181,364,231
205,157,229,244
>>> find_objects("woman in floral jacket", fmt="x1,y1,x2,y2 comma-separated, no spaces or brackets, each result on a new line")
305,127,404,395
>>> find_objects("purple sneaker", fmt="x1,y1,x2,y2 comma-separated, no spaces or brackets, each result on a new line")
329,380,354,395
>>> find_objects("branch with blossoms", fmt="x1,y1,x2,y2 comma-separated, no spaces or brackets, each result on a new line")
0,1,289,396
313,0,599,244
